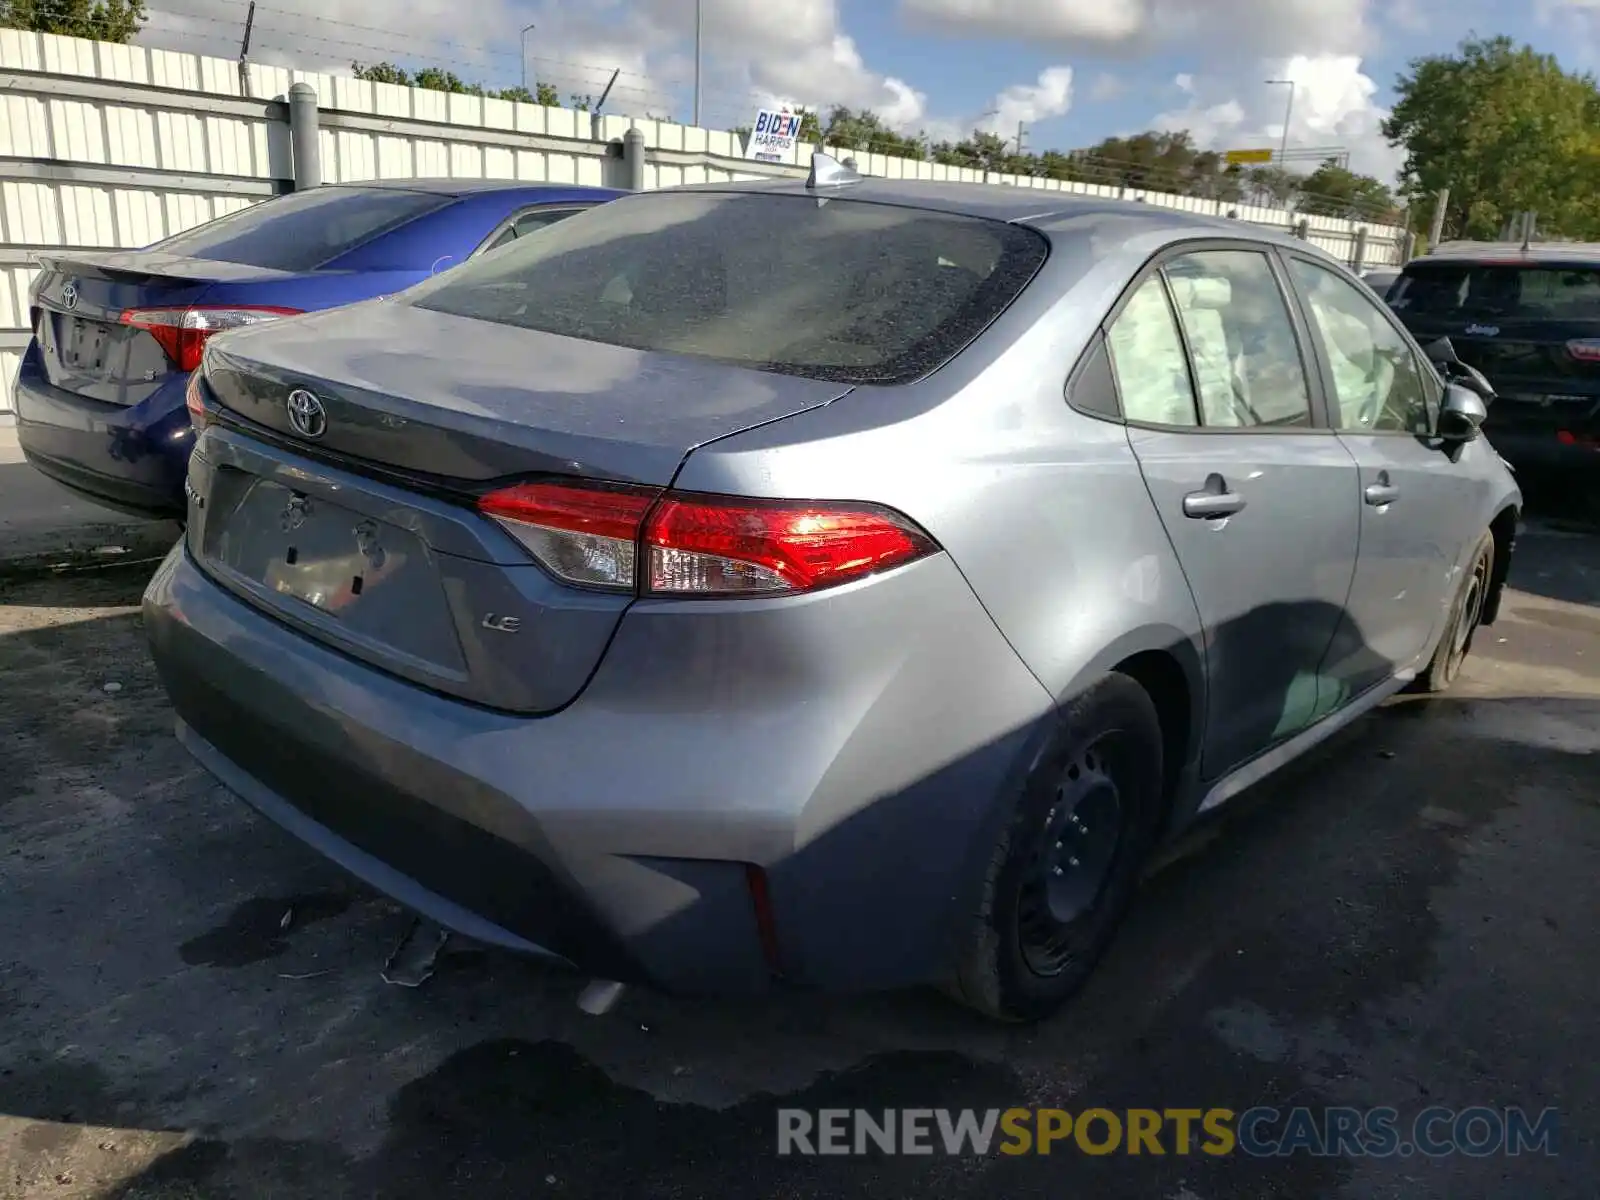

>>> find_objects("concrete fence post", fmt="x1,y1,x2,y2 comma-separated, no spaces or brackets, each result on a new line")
1401,231,1417,262
622,126,646,191
1352,226,1369,270
288,83,320,190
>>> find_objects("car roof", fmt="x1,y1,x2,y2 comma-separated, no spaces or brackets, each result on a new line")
328,178,623,199
1407,240,1600,267
662,174,1329,255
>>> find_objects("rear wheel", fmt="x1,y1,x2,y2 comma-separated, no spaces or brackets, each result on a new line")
1415,530,1494,694
948,672,1165,1023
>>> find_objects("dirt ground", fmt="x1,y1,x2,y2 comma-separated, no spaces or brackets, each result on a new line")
0,520,1596,1199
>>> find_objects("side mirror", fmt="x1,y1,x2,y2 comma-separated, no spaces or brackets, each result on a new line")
1438,383,1488,442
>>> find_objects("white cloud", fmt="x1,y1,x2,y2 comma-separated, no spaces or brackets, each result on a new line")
899,0,1374,57
1150,54,1402,183
977,66,1074,135
1089,71,1125,102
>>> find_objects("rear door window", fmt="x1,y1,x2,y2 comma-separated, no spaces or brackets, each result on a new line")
406,192,1048,385
152,187,450,271
1390,263,1600,321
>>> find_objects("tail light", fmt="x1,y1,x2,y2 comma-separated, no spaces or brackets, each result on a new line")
119,305,301,373
478,480,939,597
1566,339,1600,363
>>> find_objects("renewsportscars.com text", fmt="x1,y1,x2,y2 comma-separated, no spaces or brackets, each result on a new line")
776,1106,1559,1158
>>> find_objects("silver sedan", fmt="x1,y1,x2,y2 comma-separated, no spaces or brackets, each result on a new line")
143,156,1521,1022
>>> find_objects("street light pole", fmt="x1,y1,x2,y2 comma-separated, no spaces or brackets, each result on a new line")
1266,78,1295,165
520,23,535,92
693,0,702,127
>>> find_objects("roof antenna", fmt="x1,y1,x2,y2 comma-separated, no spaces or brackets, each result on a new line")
807,150,861,189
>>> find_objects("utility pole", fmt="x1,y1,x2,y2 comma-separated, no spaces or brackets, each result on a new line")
1427,186,1449,251
693,0,703,127
235,1,255,98
1015,120,1026,157
1265,78,1295,164
519,23,535,92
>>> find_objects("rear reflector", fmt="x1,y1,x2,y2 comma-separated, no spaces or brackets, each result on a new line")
120,305,301,373
478,480,939,597
1567,339,1600,363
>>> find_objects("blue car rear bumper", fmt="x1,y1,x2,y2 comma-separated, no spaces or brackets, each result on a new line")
12,343,193,519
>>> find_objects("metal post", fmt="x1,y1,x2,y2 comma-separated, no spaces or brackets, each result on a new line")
1352,226,1368,270
693,0,702,127
235,0,256,98
1427,187,1448,250
288,82,320,190
520,23,535,93
589,68,620,141
1522,210,1537,249
622,126,646,191
1266,79,1295,164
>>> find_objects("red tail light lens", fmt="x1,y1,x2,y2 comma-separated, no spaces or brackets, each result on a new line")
119,305,301,373
1566,339,1600,363
477,481,939,597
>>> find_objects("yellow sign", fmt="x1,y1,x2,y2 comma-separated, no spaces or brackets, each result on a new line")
1225,148,1275,164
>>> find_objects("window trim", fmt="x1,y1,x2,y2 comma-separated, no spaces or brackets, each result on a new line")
1279,248,1441,439
1084,236,1338,435
469,203,594,258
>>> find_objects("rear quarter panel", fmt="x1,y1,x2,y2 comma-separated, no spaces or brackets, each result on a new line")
671,226,1208,727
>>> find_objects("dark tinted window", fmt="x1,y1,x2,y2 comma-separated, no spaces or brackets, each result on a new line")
407,192,1048,385
153,187,448,271
1390,262,1600,321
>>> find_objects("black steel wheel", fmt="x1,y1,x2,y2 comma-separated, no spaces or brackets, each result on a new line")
948,671,1167,1023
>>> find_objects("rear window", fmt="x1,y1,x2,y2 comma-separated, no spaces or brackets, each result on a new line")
1390,263,1600,321
405,192,1048,385
152,187,449,271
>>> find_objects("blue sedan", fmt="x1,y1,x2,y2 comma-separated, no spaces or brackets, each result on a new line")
13,179,624,519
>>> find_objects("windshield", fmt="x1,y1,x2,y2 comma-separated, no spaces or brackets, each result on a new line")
153,187,449,271
1390,262,1600,322
404,191,1048,385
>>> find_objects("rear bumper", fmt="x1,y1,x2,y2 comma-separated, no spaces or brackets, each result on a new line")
1487,429,1599,479
143,542,1054,995
12,346,192,518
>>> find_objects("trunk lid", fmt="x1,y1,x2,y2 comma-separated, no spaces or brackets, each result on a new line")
190,302,852,713
202,300,853,485
31,251,292,407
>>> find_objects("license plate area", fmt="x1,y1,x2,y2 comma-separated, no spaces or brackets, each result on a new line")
58,315,113,372
202,469,468,678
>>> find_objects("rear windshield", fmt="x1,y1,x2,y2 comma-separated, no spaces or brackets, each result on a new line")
1390,263,1600,321
405,192,1049,385
152,187,449,271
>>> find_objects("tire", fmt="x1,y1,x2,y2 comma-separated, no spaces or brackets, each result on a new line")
1415,529,1494,694
947,672,1166,1023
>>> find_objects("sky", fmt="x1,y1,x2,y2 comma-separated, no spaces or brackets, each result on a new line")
137,0,1600,186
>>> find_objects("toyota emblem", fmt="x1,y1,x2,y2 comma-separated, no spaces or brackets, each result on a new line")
286,389,327,439
60,283,78,311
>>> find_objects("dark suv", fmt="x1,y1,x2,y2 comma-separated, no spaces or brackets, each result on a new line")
1387,243,1600,478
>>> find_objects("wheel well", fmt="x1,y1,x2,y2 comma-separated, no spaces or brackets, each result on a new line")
1482,505,1518,626
1113,650,1192,818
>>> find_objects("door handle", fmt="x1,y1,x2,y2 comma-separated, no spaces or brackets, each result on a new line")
1364,482,1400,506
1182,486,1247,519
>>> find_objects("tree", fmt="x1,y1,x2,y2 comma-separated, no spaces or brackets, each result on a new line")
1244,164,1302,207
353,62,562,108
1384,36,1600,240
1297,159,1397,222
0,0,146,41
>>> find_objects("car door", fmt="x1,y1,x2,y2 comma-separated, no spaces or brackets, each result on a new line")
1283,253,1483,699
1107,244,1362,779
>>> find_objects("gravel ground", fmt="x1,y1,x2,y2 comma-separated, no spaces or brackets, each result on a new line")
0,521,1596,1200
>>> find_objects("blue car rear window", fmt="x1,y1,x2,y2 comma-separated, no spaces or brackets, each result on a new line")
405,192,1049,386
152,187,450,272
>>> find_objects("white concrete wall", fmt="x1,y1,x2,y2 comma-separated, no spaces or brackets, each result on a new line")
0,27,1406,416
